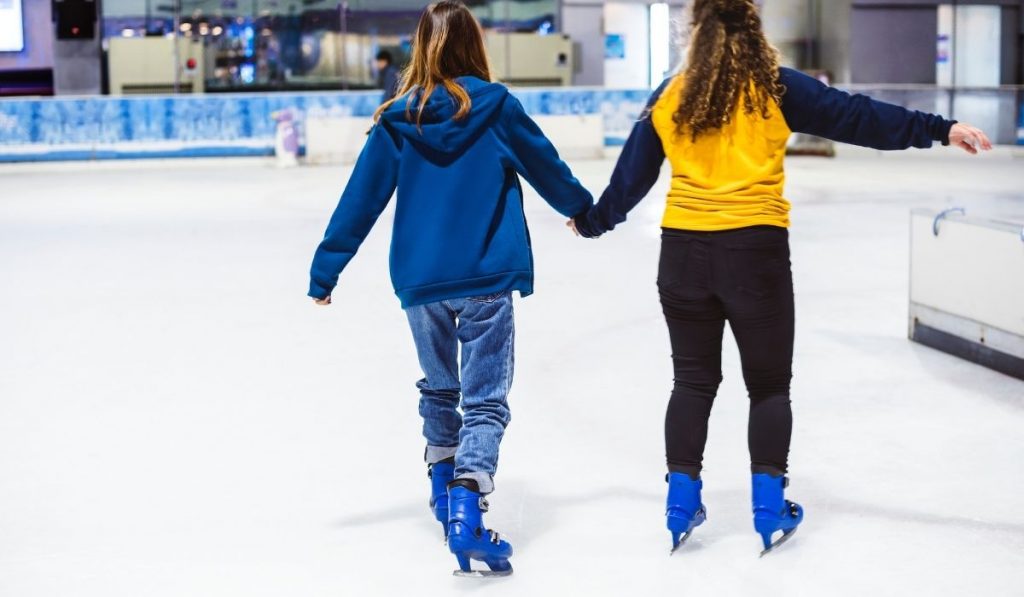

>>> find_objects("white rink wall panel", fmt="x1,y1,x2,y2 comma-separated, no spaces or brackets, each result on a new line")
302,114,605,164
304,117,375,165
909,210,1024,378
531,114,605,160
911,212,1024,338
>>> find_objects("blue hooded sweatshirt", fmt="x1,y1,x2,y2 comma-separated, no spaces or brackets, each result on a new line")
308,76,594,308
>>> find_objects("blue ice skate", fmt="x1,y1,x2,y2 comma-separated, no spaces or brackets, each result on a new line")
428,461,455,537
666,473,707,554
447,481,513,577
752,473,804,556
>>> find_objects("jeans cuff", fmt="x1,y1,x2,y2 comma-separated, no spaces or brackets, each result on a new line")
457,472,494,495
425,445,458,464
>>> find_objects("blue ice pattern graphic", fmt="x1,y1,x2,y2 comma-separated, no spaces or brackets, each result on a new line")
0,89,652,162
1018,103,1024,145
605,34,626,60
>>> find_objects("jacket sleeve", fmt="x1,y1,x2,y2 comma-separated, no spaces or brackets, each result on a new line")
308,122,401,299
573,79,670,238
500,96,594,218
779,67,956,150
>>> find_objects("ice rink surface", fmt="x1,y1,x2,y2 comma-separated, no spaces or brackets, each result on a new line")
1,147,1023,597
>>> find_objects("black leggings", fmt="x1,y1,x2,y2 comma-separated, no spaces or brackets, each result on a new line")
658,226,794,479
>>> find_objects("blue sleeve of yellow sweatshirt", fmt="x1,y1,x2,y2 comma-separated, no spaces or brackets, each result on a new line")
573,78,670,238
500,97,594,218
779,67,955,149
308,122,401,299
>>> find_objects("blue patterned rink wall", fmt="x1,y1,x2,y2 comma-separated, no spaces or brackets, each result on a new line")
1019,103,1024,145
0,89,650,163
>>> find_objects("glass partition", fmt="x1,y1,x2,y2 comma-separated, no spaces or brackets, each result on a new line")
101,0,563,94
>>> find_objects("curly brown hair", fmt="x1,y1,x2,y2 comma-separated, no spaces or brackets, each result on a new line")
673,0,786,141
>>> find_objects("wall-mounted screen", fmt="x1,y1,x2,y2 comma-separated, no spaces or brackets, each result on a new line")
0,0,25,53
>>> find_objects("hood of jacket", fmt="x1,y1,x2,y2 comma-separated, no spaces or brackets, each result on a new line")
380,76,509,155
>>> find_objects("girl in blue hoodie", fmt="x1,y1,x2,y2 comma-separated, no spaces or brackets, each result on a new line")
308,1,593,577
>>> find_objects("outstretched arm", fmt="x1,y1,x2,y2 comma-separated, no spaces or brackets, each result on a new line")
779,68,991,152
572,79,670,239
501,97,594,218
308,122,401,302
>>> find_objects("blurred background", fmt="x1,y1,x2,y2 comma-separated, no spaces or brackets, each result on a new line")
0,0,1021,144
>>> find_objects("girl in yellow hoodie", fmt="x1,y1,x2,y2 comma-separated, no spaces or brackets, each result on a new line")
572,0,991,555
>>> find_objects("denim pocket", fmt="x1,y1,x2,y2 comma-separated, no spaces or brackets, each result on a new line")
467,291,507,304
726,242,791,299
657,235,693,293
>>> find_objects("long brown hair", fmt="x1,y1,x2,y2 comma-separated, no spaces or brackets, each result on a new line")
673,0,785,140
373,1,492,128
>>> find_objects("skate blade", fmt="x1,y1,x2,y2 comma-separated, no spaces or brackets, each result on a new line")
759,528,797,558
453,568,513,578
669,530,694,556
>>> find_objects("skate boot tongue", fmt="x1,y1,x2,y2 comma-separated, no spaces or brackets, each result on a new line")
447,478,480,492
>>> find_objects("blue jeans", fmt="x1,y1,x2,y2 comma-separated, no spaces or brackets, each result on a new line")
405,292,514,495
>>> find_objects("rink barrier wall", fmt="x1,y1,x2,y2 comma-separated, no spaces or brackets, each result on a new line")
2,88,1020,162
303,113,608,163
0,88,649,163
909,209,1024,380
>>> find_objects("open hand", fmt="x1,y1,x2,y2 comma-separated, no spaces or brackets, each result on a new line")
566,219,579,237
313,296,332,306
949,123,992,155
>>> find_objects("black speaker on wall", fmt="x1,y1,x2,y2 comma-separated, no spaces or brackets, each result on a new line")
53,0,98,40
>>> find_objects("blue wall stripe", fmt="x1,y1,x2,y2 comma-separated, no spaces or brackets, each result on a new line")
1018,103,1024,146
0,88,652,163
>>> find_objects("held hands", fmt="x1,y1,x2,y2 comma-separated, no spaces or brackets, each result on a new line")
949,123,993,155
567,215,601,239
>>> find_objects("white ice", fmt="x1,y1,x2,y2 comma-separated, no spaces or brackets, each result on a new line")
1,147,1022,597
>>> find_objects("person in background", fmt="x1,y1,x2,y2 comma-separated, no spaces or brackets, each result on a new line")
309,1,593,577
571,0,991,557
376,49,400,104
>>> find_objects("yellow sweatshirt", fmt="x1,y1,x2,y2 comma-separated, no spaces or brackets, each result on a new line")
650,75,792,230
573,68,954,237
